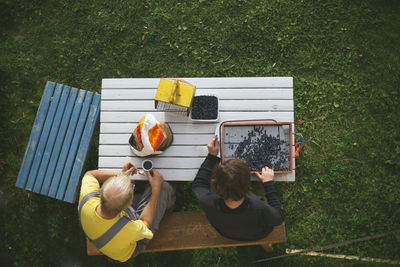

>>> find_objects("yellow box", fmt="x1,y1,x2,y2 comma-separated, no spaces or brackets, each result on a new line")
155,79,196,115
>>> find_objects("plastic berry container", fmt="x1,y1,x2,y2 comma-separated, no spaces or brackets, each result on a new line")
190,95,219,123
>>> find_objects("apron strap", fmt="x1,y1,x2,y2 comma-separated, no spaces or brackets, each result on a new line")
78,191,132,249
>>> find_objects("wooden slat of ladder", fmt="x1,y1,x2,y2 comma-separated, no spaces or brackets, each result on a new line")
16,81,56,189
87,211,286,255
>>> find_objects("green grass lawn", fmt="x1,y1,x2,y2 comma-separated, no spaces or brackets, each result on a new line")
1,0,399,266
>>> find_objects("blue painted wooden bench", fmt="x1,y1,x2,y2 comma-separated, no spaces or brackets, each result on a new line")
15,81,101,203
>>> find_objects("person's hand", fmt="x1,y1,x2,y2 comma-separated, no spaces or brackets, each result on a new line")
255,166,274,183
122,161,137,176
146,169,164,191
207,135,219,156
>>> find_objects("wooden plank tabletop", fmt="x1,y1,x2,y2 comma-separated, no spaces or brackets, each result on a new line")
100,77,295,181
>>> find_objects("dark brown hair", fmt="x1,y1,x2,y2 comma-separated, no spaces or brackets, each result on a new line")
211,159,251,201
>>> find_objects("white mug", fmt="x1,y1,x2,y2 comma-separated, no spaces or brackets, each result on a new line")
142,160,153,172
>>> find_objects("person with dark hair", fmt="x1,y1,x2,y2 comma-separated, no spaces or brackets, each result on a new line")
192,136,285,241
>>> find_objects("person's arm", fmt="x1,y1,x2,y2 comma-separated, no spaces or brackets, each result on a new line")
256,167,285,223
192,136,221,198
84,161,137,184
139,169,163,228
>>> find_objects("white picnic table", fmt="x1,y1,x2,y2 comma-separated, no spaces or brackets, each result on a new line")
99,77,295,181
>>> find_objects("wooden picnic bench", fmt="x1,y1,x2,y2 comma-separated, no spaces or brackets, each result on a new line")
87,210,286,256
86,77,292,255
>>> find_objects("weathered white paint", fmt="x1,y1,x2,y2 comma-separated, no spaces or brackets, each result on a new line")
101,88,293,100
100,77,295,181
102,77,293,89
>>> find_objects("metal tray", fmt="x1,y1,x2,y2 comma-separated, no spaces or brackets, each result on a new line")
220,120,293,173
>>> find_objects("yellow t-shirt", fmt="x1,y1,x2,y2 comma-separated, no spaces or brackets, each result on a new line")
79,176,153,262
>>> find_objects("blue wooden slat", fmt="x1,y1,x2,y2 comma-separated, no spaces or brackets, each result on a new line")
41,87,79,195
16,81,56,188
48,90,87,198
56,91,94,200
24,83,64,191
64,93,101,203
33,86,72,193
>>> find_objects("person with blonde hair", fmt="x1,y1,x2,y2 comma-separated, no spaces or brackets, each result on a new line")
99,173,134,218
192,136,285,241
78,161,175,262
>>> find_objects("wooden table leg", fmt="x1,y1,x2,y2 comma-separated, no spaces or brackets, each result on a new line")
260,243,273,252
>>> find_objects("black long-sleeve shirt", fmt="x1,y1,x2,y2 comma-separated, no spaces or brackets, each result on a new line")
192,154,285,241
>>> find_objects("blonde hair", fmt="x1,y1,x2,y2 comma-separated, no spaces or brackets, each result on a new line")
100,174,134,217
